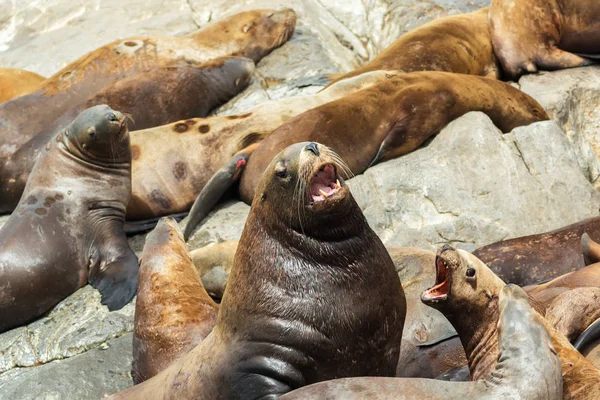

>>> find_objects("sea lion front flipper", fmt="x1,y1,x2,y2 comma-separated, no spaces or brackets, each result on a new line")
574,317,600,352
183,152,250,241
581,233,600,266
537,47,596,71
89,249,139,311
124,212,189,235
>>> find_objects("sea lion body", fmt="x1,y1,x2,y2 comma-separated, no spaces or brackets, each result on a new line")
473,217,600,286
0,68,45,103
0,9,296,161
0,58,254,213
327,7,499,86
490,0,600,79
0,105,138,333
110,142,406,399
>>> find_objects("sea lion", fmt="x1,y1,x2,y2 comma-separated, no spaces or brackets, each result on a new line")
190,241,237,299
544,287,600,343
278,284,562,400
0,105,138,333
422,245,600,399
473,216,600,285
0,57,254,213
489,0,600,80
576,318,600,369
326,7,500,87
0,8,296,161
0,68,45,103
184,71,549,237
109,142,406,399
132,217,218,384
119,69,399,225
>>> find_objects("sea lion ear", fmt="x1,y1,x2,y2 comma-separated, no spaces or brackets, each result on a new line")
89,251,139,310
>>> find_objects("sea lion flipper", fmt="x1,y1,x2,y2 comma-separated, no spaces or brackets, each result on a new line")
574,317,600,352
90,251,139,310
537,48,596,71
183,153,249,241
581,232,600,266
124,212,188,235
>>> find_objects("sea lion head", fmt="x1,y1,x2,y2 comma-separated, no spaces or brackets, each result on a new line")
252,141,356,238
63,104,130,164
421,244,505,312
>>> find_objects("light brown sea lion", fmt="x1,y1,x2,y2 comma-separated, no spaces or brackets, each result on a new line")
489,0,600,80
278,284,562,400
0,105,138,333
190,241,237,299
326,7,500,87
544,287,600,343
109,142,406,399
422,245,600,399
132,217,218,384
0,8,296,161
0,68,45,103
183,71,549,238
473,217,600,286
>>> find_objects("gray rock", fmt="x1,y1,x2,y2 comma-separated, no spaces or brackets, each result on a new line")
0,334,133,400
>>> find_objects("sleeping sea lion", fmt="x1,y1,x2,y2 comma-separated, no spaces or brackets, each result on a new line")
0,68,45,103
0,8,296,161
108,142,406,399
0,105,138,333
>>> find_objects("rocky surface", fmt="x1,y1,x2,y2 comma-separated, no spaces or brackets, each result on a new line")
1,0,600,398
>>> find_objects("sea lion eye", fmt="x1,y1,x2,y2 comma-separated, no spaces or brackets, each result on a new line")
107,113,119,122
275,166,287,178
466,268,476,278
88,127,96,138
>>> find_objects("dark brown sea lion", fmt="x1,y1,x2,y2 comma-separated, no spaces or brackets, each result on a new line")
0,8,296,161
0,105,138,333
109,142,406,399
0,58,254,214
326,7,500,87
279,284,562,400
489,0,600,80
183,71,549,238
422,245,600,399
0,68,45,103
132,217,218,384
473,217,600,286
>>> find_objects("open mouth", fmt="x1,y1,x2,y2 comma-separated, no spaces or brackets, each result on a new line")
309,163,342,204
422,255,451,302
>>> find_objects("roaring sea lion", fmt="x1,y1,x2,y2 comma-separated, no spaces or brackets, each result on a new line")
0,58,254,213
0,9,296,160
132,217,218,384
0,105,138,333
184,71,549,237
473,217,600,286
489,0,600,80
0,68,45,103
278,284,562,400
422,245,600,399
109,142,406,399
326,7,500,87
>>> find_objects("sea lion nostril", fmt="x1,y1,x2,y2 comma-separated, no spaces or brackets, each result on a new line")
441,244,454,253
305,142,319,156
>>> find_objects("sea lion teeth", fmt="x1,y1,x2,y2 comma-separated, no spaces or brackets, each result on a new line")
336,179,341,188
319,189,330,198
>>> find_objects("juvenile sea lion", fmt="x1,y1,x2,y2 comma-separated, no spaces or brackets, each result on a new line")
0,105,138,333
422,245,600,398
326,7,500,86
278,284,562,400
0,58,254,213
0,68,45,103
109,142,406,399
0,9,296,160
132,217,218,384
185,71,548,237
473,217,600,285
489,0,600,80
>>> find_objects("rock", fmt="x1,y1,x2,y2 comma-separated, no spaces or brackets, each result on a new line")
0,334,133,400
519,66,600,189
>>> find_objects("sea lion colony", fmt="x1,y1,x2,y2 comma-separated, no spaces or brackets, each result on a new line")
0,2,599,399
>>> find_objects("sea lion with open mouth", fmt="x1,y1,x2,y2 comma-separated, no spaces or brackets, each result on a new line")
109,142,406,399
0,105,138,333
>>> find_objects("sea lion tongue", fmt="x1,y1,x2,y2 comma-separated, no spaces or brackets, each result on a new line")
310,164,342,203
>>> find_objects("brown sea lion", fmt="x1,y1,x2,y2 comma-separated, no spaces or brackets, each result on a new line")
489,0,600,80
0,105,138,333
422,245,600,399
0,58,254,214
278,284,563,400
0,8,296,160
132,217,218,384
184,71,549,238
544,287,600,343
473,217,600,286
326,7,500,87
190,241,237,299
0,68,45,103
109,142,406,399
